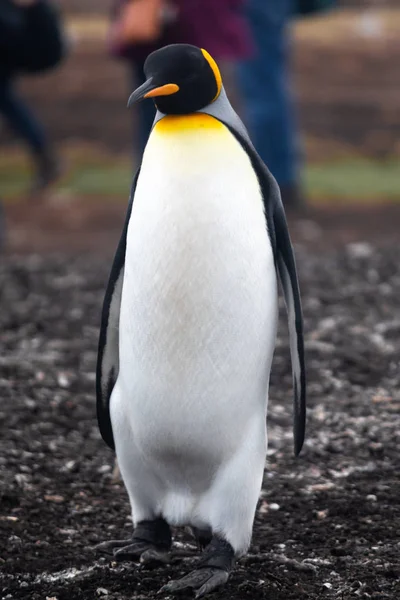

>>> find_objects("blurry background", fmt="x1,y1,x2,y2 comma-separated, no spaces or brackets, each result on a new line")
1,0,399,253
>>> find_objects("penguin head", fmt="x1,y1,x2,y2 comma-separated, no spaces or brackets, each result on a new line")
127,44,222,115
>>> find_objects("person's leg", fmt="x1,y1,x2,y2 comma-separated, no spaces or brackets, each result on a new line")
238,0,302,205
0,76,59,192
0,76,46,154
130,61,157,157
0,199,5,251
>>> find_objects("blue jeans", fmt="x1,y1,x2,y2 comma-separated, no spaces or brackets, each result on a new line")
238,0,299,187
0,76,46,156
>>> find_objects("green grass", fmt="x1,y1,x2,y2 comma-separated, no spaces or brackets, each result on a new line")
305,159,400,202
0,153,134,200
1,154,399,203
66,164,133,196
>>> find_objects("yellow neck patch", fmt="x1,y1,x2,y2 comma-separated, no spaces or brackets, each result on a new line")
201,48,222,102
155,113,224,134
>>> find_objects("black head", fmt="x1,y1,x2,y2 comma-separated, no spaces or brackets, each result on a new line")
127,44,222,115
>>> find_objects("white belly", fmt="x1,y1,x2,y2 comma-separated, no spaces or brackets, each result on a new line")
116,114,278,472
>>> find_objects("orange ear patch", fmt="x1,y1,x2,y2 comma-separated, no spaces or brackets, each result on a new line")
201,49,222,102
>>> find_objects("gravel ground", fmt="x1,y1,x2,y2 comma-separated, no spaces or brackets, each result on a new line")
0,241,399,600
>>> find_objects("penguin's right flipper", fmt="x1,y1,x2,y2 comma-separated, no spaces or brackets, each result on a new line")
96,169,140,450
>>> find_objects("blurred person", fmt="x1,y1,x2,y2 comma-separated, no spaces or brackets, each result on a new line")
238,0,335,211
109,0,251,157
238,0,301,210
0,0,65,194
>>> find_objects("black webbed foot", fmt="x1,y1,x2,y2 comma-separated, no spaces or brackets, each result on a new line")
160,567,229,598
95,517,172,565
159,535,234,597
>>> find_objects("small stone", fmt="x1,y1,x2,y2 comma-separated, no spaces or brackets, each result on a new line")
24,398,37,409
304,558,333,566
9,535,22,545
347,242,373,259
257,501,269,514
96,589,109,596
368,442,384,457
35,540,50,547
322,582,332,589
318,317,336,332
308,482,335,492
372,395,392,403
269,503,280,511
97,464,111,474
366,495,377,502
59,528,77,536
15,474,29,488
44,494,65,503
317,509,329,520
57,372,70,388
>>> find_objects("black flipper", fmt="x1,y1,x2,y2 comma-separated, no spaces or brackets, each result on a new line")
220,122,306,455
270,178,306,456
96,169,140,450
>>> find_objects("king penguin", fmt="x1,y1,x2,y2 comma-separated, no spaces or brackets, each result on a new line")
95,44,306,597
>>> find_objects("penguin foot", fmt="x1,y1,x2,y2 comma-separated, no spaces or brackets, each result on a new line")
94,517,172,564
159,536,234,598
160,567,229,598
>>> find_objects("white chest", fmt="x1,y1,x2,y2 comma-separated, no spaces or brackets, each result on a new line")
119,115,277,405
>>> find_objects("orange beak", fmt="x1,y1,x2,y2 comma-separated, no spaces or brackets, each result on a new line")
144,83,180,99
128,79,179,107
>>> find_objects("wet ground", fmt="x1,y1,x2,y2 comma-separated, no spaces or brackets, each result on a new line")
0,202,399,599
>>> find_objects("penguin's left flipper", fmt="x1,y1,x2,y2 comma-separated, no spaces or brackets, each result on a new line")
270,182,306,456
96,170,140,451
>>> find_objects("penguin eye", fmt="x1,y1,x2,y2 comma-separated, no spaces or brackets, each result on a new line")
184,73,198,85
